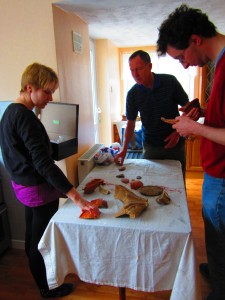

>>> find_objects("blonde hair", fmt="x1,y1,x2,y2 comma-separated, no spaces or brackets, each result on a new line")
20,62,58,93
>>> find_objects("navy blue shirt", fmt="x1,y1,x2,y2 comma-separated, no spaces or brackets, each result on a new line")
126,73,188,146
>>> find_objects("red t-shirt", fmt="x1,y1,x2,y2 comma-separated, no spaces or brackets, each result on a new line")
201,50,225,177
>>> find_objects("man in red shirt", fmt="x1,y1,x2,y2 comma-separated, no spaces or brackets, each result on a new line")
157,4,225,300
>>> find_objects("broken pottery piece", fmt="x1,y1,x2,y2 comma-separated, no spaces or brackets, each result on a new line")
130,180,143,190
138,185,164,196
91,198,108,208
83,179,105,194
114,185,148,218
156,190,171,205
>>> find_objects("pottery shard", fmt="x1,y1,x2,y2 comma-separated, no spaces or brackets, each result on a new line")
182,98,200,114
79,199,108,219
156,190,171,205
161,117,178,124
99,185,110,195
91,199,108,208
138,185,164,196
161,99,201,125
119,166,126,171
161,117,177,125
114,185,148,219
116,174,125,178
83,179,105,194
121,178,129,184
79,209,101,219
130,180,143,190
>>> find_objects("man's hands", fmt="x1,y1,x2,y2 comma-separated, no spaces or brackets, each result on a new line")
114,149,127,165
179,98,202,121
163,99,203,148
179,106,201,121
172,102,205,138
172,114,199,137
164,131,180,149
114,120,135,165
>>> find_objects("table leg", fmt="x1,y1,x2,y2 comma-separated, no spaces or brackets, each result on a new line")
119,287,126,300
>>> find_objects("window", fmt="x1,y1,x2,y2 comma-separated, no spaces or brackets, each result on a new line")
90,39,100,143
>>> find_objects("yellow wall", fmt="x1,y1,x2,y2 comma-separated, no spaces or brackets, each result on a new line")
0,0,97,187
0,0,59,101
52,5,95,185
0,0,121,186
0,0,60,246
95,40,120,146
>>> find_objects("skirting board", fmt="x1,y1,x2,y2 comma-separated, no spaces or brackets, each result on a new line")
11,239,25,249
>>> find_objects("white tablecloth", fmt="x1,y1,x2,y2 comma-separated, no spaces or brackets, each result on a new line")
38,159,201,299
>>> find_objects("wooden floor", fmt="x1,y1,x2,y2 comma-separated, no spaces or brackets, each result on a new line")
0,177,211,300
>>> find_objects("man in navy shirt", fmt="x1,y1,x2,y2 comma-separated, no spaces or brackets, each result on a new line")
114,50,189,177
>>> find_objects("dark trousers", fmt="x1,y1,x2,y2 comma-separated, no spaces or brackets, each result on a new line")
142,139,186,180
25,200,59,290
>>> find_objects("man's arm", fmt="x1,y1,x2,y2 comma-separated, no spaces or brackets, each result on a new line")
173,115,225,146
114,120,135,165
164,130,180,149
179,98,204,120
164,98,204,149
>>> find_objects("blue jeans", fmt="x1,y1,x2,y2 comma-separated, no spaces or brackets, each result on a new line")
202,172,225,300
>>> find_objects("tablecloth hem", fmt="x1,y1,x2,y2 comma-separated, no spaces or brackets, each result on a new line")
77,275,173,293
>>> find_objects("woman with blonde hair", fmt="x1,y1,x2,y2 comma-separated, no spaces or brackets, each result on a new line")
0,62,99,298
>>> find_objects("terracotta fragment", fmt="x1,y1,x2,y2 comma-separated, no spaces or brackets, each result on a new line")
79,198,108,219
99,185,110,195
156,190,171,205
182,98,200,114
83,179,105,194
130,180,143,190
161,117,178,124
118,166,126,171
79,209,101,219
121,178,129,184
91,198,108,208
161,99,200,125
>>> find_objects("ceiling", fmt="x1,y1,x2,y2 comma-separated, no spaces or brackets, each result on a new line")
54,0,225,47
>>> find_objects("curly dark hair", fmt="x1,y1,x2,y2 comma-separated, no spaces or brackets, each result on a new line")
157,4,217,56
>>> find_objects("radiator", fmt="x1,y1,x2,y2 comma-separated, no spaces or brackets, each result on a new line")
78,144,104,184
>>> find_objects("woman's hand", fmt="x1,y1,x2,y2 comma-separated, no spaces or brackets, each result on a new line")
77,197,100,213
66,187,100,215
